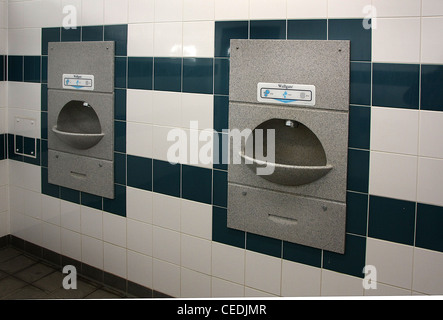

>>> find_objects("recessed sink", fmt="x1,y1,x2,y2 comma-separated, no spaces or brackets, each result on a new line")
52,100,105,150
241,118,333,186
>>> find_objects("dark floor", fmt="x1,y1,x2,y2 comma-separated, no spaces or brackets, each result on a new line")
0,246,126,299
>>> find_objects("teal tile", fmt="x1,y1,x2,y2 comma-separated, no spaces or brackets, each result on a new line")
215,21,249,57
114,120,126,153
350,62,371,106
60,187,80,204
128,57,153,90
41,167,60,198
347,148,369,193
283,241,322,268
421,65,443,112
183,58,213,94
372,63,420,109
103,184,126,217
246,233,282,258
153,160,180,197
41,27,60,55
104,24,128,56
250,20,286,39
154,57,181,92
114,152,126,186
348,105,370,150
81,192,102,210
346,191,368,236
212,206,245,249
416,203,443,253
213,132,228,171
323,234,366,278
24,56,41,83
213,95,229,133
328,19,371,61
182,165,212,204
8,56,23,82
82,25,104,42
127,155,152,191
368,195,416,245
114,89,126,121
61,27,81,42
212,169,227,208
115,57,127,89
214,58,230,95
287,19,327,40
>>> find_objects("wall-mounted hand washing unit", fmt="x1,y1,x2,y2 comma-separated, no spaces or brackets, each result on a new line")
47,42,115,199
228,40,350,254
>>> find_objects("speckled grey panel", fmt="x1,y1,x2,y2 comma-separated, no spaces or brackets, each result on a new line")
48,150,114,199
48,41,115,93
228,39,350,254
48,41,115,199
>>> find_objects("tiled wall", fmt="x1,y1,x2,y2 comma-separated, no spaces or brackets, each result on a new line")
1,0,443,297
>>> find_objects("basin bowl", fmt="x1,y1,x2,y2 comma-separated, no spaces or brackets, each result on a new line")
53,100,104,150
242,118,333,186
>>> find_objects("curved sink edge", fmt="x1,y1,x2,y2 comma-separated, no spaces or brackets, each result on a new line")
52,126,105,150
239,152,333,186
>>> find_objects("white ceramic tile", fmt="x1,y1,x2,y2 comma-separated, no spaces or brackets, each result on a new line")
127,89,153,124
153,226,181,264
183,128,214,168
22,162,41,193
81,234,103,269
0,108,6,134
0,84,7,108
364,282,411,296
154,22,183,56
152,91,182,127
369,151,418,202
328,0,371,18
104,242,127,278
0,160,8,186
245,251,281,296
80,206,103,239
104,0,128,24
24,190,41,219
180,199,212,239
9,161,25,189
211,242,245,285
8,82,41,110
41,195,61,226
81,0,104,26
372,0,421,17
126,121,153,158
366,237,414,290
370,107,419,156
287,0,328,19
39,0,63,28
10,211,25,239
413,247,443,295
8,109,41,138
8,28,41,55
244,287,276,297
152,192,181,231
128,23,154,57
422,0,443,16
181,267,211,298
9,186,24,215
0,1,7,29
419,111,443,159
128,0,154,23
214,0,249,21
22,215,42,246
181,93,214,131
372,18,421,63
154,0,183,22
211,277,244,297
126,186,153,223
281,260,321,297
183,21,214,57
60,200,81,232
0,186,8,213
249,0,286,20
320,270,364,296
127,250,153,288
421,17,443,64
181,234,211,274
0,30,6,55
417,157,443,207
153,258,180,297
183,0,214,21
61,227,81,261
0,212,9,238
8,1,24,29
127,218,153,256
103,212,126,247
152,125,178,162
41,222,61,253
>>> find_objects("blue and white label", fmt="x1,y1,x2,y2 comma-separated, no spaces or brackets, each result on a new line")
63,74,94,91
257,83,315,106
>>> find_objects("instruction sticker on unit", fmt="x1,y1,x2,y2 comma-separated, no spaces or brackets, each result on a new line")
63,74,94,91
257,83,316,106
